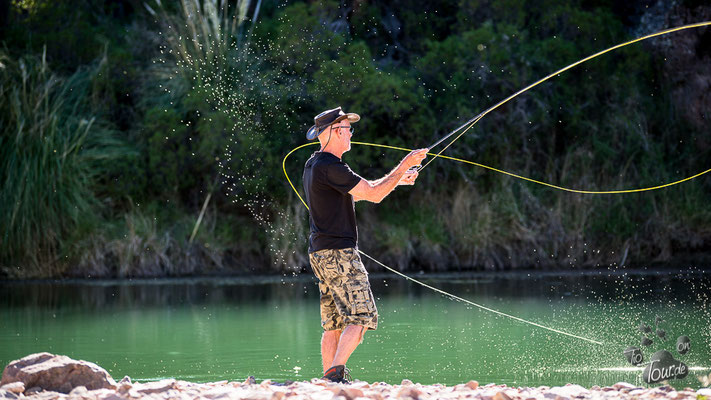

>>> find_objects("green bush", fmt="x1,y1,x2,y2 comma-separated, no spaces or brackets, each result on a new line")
0,49,129,276
1,0,710,277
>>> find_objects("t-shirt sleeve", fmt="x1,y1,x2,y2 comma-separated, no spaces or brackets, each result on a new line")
325,161,362,194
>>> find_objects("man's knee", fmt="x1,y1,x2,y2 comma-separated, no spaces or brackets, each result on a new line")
323,329,342,340
359,326,367,344
345,325,367,344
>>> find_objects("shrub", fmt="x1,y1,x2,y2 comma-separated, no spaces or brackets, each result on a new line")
0,49,128,277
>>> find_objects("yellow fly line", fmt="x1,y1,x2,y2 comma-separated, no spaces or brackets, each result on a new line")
285,141,711,204
284,22,711,203
279,22,711,346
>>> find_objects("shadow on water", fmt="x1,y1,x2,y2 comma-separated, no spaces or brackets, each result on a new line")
3,268,705,308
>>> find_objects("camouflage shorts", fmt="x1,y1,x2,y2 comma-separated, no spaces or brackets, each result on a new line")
309,248,378,331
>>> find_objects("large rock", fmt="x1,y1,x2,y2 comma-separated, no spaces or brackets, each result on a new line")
1,353,116,394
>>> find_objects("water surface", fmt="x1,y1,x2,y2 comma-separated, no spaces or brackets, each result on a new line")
1,269,709,388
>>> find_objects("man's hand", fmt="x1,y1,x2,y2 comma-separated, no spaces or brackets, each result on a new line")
349,148,428,203
398,169,419,185
402,148,428,170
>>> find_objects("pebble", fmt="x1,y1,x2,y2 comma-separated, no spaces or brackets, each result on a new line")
548,384,589,398
612,383,636,390
68,386,88,396
493,391,512,400
26,387,43,395
398,386,422,399
244,376,257,385
134,379,176,394
0,390,19,400
0,383,25,394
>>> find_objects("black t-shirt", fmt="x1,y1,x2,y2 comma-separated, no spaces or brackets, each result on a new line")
303,151,362,253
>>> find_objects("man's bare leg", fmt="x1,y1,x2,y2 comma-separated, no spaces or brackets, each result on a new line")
321,329,341,373
330,325,366,368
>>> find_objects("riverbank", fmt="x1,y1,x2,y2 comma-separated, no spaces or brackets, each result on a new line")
2,267,710,286
2,354,711,400
2,376,711,400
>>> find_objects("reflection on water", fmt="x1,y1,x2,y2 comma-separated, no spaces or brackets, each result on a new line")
1,269,709,388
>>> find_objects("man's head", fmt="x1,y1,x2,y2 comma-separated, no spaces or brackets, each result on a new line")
306,107,359,154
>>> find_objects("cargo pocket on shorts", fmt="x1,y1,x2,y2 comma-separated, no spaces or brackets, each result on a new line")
349,288,374,315
312,250,339,280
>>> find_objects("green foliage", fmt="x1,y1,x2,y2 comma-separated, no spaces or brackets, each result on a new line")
258,1,347,76
139,0,276,204
4,0,139,74
2,0,710,277
0,49,129,276
144,107,192,195
311,41,434,175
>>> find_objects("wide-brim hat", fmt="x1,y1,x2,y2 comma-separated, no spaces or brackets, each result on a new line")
306,106,360,140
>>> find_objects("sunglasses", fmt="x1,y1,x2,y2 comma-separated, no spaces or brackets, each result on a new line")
334,125,354,135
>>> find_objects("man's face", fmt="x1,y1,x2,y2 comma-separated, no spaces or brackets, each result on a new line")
332,121,353,152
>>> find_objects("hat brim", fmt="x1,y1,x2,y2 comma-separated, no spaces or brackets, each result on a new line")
305,112,360,140
338,112,360,124
306,125,326,141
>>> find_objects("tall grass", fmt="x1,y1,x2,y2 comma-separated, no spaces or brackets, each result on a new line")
144,0,256,101
70,203,266,278
0,48,127,277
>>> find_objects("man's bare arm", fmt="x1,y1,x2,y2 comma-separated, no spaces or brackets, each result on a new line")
349,149,427,203
353,169,418,202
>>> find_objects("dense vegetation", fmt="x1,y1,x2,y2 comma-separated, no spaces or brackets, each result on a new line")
1,0,709,278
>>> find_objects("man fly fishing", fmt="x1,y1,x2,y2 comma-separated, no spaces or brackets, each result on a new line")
302,106,428,383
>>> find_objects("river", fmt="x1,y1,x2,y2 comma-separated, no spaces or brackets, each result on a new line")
1,269,709,388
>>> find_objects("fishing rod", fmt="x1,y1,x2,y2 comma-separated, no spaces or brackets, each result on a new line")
418,21,711,172
428,111,485,151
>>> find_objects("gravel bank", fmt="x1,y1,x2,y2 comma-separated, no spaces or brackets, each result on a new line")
3,378,711,400
2,354,710,400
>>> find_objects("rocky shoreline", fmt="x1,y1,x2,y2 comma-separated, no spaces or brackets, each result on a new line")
2,354,710,400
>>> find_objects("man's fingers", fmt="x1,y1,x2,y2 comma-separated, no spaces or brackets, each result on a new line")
400,170,419,185
403,148,429,170
406,149,428,164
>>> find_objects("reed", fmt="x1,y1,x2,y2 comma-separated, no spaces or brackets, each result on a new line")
71,204,261,277
0,49,126,277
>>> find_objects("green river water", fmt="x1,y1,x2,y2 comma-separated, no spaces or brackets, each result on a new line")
1,270,709,388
